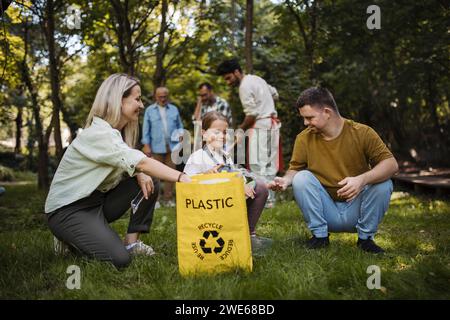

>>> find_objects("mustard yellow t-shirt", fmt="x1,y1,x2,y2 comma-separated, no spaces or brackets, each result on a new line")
288,119,393,201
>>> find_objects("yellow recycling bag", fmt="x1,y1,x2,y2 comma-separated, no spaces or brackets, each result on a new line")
176,172,253,276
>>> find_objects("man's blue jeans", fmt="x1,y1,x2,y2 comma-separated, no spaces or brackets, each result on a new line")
292,170,393,240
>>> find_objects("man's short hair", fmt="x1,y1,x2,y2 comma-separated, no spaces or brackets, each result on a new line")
296,87,338,112
198,82,213,90
155,86,169,95
216,58,242,76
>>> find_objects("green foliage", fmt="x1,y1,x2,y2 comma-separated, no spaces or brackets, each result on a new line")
0,0,449,180
0,165,15,181
268,0,450,166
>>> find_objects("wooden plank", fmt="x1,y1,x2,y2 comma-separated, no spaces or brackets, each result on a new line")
393,175,450,189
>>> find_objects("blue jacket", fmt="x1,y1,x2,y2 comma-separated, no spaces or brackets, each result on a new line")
141,103,184,153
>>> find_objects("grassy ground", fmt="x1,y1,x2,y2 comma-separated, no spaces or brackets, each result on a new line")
0,181,449,300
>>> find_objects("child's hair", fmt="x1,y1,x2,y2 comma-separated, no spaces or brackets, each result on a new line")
202,111,229,130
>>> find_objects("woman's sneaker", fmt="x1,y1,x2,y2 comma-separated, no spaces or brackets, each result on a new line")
126,240,156,256
53,236,70,256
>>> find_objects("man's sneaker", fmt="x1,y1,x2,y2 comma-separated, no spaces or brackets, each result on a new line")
305,235,330,249
357,238,385,254
251,235,273,256
126,240,156,256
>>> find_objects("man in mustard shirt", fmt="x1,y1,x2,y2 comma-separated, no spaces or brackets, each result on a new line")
268,87,398,253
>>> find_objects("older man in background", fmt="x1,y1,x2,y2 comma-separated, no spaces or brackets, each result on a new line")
142,87,184,207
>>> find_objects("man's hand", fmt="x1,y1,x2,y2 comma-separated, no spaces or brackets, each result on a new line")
268,177,289,191
244,184,256,199
136,173,154,200
143,144,152,157
193,97,202,121
239,115,257,131
337,175,366,202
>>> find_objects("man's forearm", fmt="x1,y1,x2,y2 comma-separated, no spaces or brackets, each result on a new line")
283,170,299,186
194,102,201,121
239,115,256,130
360,157,399,185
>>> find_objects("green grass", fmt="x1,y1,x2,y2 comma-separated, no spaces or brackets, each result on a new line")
0,183,449,299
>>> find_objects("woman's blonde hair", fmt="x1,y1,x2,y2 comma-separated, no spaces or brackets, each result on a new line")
85,73,140,148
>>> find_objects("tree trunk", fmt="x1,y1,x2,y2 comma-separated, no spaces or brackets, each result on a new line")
286,0,318,83
14,99,23,154
0,0,12,14
427,72,445,154
26,76,50,189
37,139,50,189
110,0,136,75
60,106,79,143
43,0,63,159
20,21,50,189
308,0,318,82
22,64,50,189
230,0,237,53
244,0,253,73
26,114,35,171
153,0,168,88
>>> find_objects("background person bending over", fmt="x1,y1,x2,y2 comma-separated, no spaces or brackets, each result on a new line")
216,58,281,208
268,87,398,254
45,74,190,269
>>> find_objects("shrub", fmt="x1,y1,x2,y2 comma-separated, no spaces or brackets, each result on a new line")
0,165,15,181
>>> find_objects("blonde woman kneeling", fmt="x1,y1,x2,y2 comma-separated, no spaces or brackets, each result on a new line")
45,73,190,269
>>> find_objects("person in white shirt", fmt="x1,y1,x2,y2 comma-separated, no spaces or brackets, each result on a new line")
45,73,191,269
184,111,273,254
216,58,282,208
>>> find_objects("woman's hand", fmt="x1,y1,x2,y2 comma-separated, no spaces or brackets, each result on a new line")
244,184,256,199
178,173,192,183
136,173,154,200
